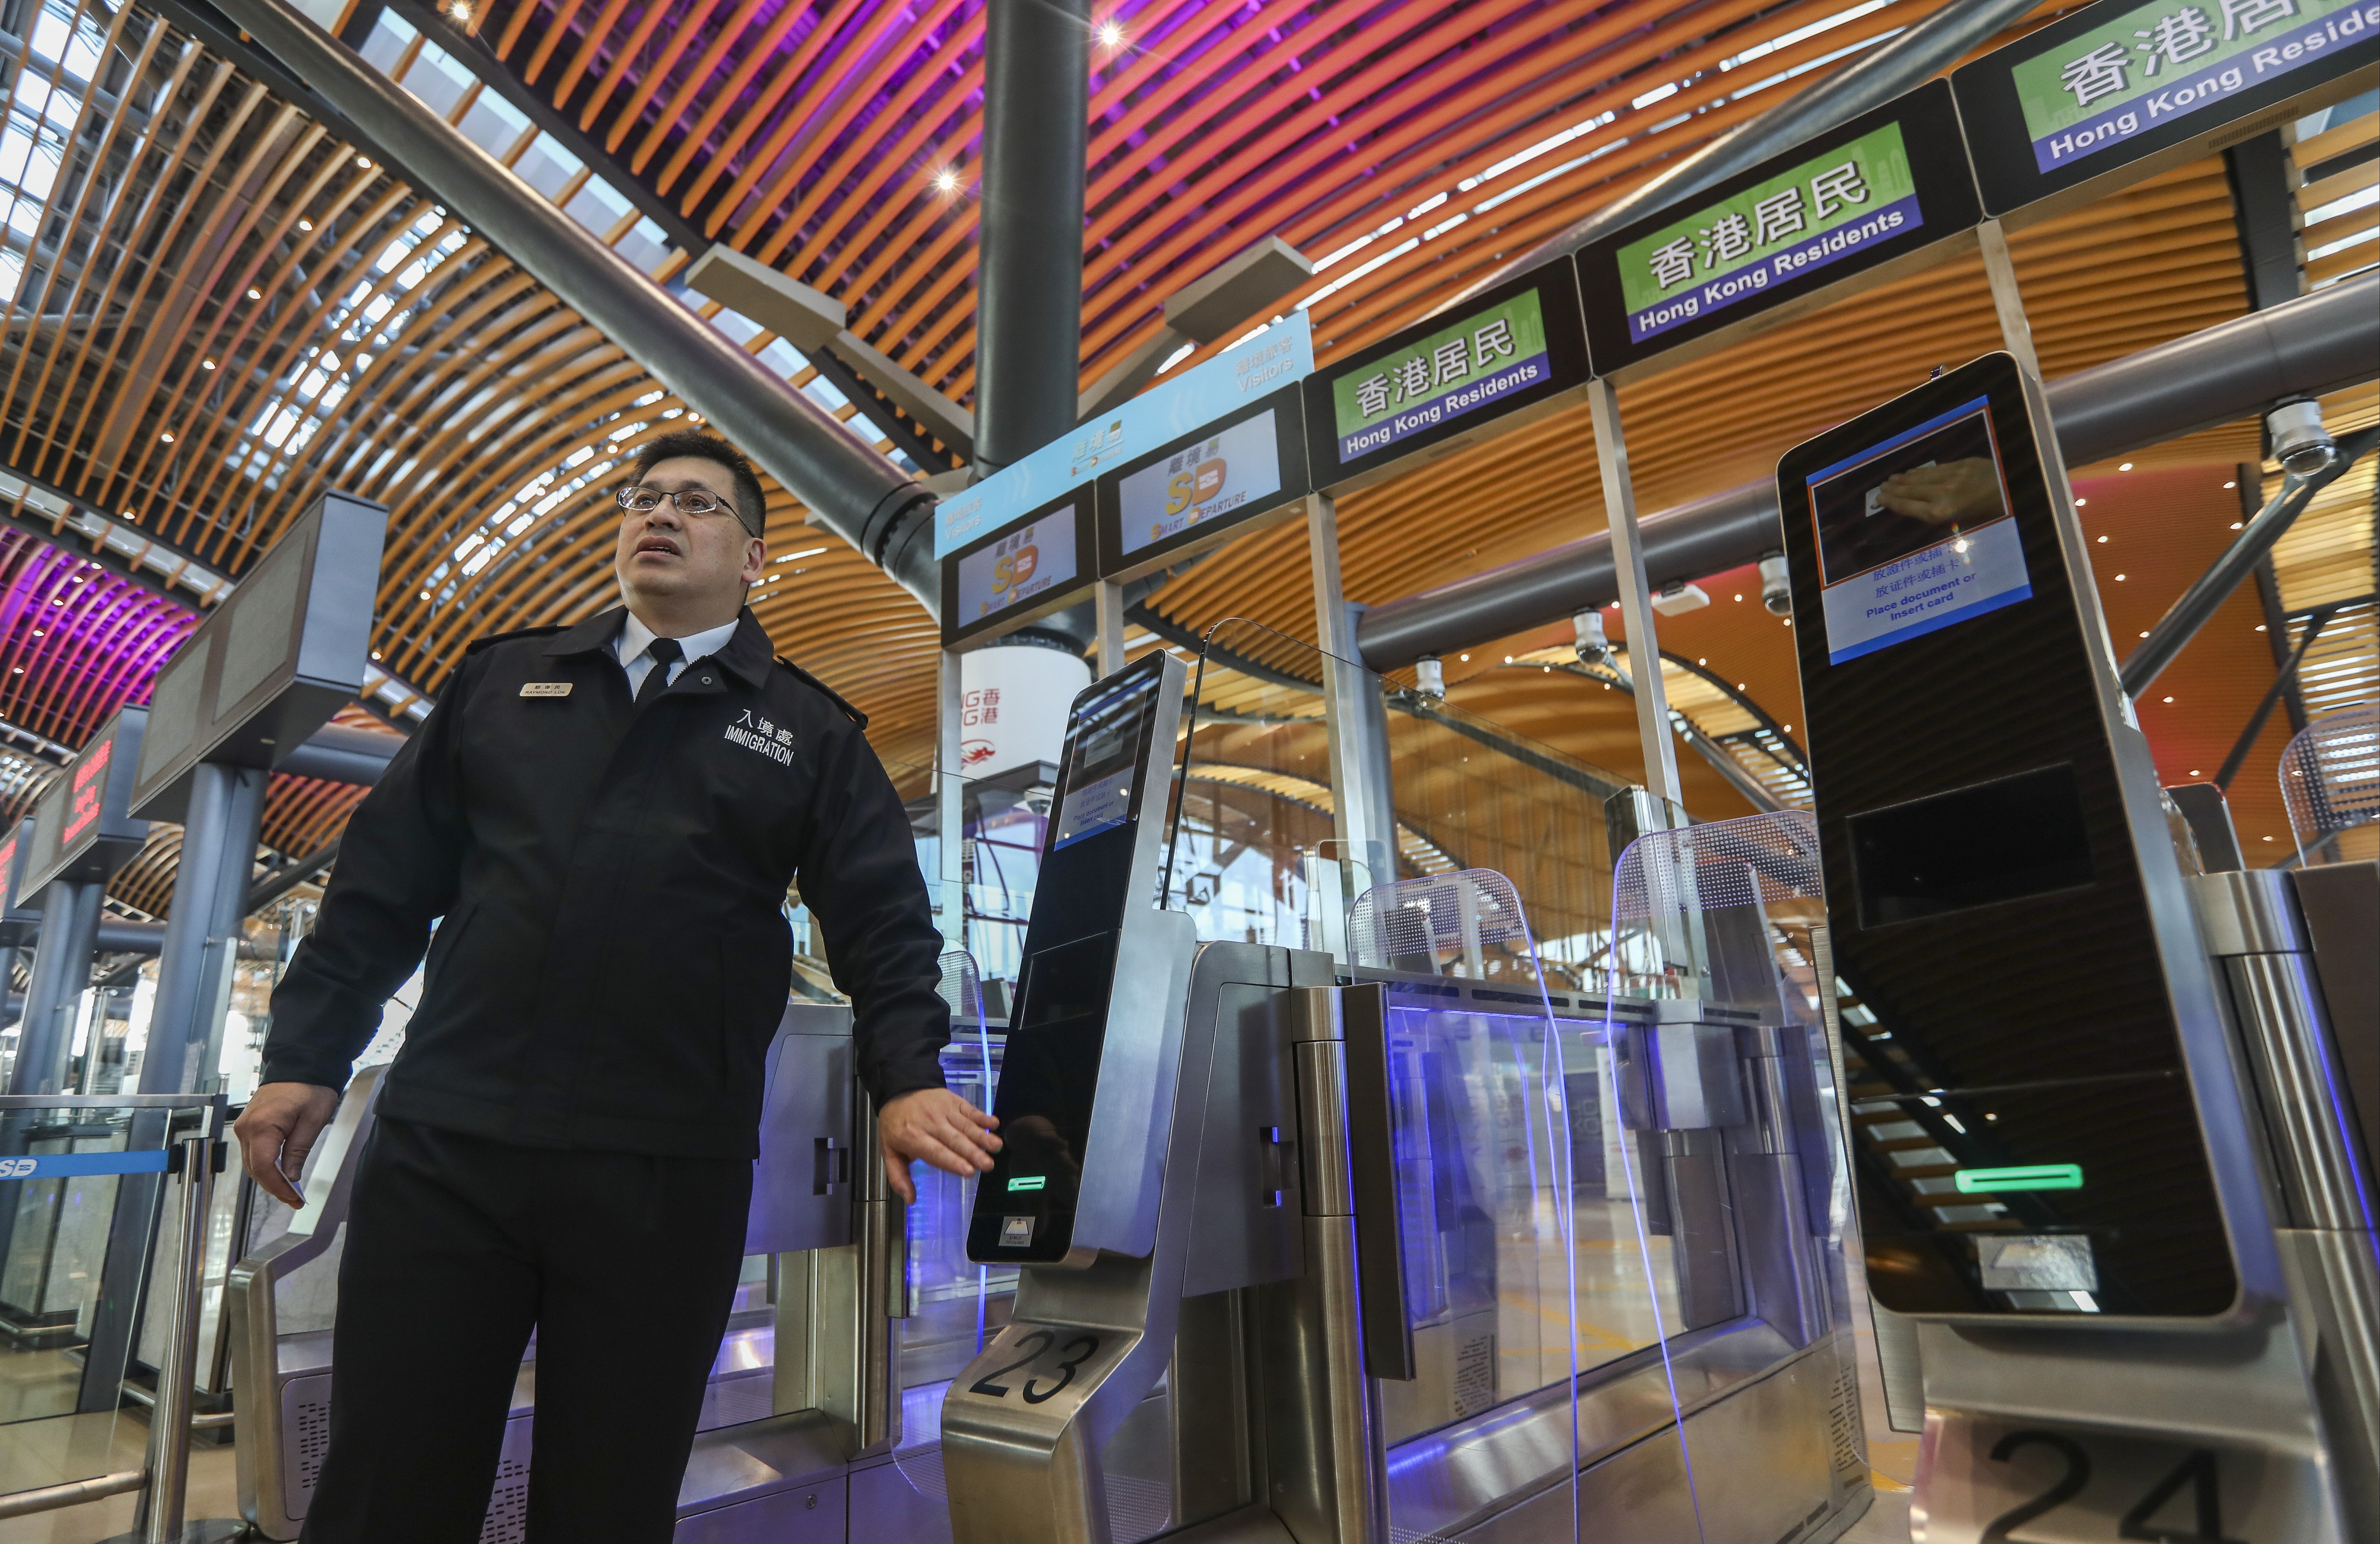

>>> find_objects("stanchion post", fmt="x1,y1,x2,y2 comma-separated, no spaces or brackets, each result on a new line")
135,1118,215,1544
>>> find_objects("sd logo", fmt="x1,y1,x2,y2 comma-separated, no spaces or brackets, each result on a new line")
0,1158,38,1179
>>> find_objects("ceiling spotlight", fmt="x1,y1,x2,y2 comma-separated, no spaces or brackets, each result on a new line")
160,432,173,442
201,359,215,370
1098,19,1124,45
246,288,262,300
357,156,372,169
298,218,313,231
2118,462,2134,471
934,167,960,195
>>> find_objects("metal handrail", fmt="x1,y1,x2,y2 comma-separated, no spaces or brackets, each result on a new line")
0,1092,225,1536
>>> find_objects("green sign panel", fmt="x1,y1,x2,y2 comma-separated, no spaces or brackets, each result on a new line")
1615,122,1922,344
2008,0,2374,174
1328,287,1554,461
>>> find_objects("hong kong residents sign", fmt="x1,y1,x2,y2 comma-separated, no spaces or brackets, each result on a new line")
1304,256,1590,492
1955,0,2378,221
1577,81,1981,380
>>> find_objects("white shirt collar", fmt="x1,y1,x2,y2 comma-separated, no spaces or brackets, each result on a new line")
615,610,741,669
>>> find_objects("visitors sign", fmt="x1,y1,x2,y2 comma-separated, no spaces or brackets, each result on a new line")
1304,256,1589,492
1578,82,1979,378
1954,0,2378,220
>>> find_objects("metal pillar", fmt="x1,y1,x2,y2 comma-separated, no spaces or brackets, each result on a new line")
9,880,105,1095
1307,494,1396,897
1093,581,1126,676
975,0,1091,474
1586,378,1684,807
138,763,268,1095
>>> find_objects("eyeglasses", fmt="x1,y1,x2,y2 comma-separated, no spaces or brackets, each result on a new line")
616,485,739,520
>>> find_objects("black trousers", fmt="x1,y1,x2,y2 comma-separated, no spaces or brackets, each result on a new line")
301,1117,751,1543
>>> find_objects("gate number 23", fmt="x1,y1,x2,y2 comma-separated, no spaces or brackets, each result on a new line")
969,1330,1102,1406
1984,1430,2247,1543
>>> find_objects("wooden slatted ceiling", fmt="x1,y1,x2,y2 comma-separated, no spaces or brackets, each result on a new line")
0,0,2367,934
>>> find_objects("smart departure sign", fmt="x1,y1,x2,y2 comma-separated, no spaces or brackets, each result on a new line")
1304,256,1589,492
1578,81,1980,378
1096,385,1308,581
1954,0,2378,220
940,485,1097,649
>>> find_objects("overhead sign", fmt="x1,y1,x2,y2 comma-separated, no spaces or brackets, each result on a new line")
1305,256,1589,492
1579,81,1981,379
934,312,1313,558
1954,0,2379,221
131,491,388,823
940,485,1097,650
1096,385,1309,582
18,706,149,905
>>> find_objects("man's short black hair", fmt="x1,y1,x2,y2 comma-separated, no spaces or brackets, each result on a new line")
630,428,768,539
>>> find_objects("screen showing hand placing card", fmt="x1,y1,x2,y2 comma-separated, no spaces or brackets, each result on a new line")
1115,409,1282,560
955,513,1078,625
1805,395,2031,664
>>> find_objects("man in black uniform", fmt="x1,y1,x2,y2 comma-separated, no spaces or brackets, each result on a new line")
234,430,999,1541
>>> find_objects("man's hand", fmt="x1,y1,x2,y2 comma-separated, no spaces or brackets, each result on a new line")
1878,458,2004,524
878,1088,1000,1204
233,1082,342,1208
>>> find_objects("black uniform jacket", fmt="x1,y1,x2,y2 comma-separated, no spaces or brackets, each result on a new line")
260,607,950,1159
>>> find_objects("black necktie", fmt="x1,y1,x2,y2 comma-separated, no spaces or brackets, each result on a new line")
634,637,684,706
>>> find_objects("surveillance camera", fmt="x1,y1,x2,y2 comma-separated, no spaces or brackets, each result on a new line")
1759,552,1792,617
1415,655,1446,700
1572,609,1611,667
2266,398,2335,478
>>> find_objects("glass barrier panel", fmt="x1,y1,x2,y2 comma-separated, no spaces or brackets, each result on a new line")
1350,869,1623,1544
1606,812,1867,1542
1164,621,1361,954
0,1096,214,1513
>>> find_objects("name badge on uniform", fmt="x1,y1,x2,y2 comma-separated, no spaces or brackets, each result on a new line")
520,682,573,698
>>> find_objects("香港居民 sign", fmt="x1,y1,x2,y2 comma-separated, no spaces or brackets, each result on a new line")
1576,81,1979,377
1331,288,1550,461
1954,0,2377,219
1616,121,1921,347
1304,256,1589,490
2014,0,2372,173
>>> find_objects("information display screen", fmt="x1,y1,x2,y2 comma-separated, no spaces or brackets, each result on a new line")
1778,353,2240,1319
1579,81,1978,376
940,486,1095,649
1802,394,2031,664
1305,257,1588,491
21,706,148,900
1954,0,2377,218
1097,387,1307,580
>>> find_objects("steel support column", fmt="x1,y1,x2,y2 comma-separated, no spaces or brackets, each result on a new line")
138,763,268,1095
8,880,104,1095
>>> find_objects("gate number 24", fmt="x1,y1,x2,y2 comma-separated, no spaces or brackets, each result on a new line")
1984,1431,2246,1543
969,1330,1102,1406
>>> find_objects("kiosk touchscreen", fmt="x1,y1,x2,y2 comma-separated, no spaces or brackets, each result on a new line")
966,651,1184,1264
1776,352,2238,1318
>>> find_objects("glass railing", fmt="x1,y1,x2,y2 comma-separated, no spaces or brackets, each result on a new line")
0,1093,226,1531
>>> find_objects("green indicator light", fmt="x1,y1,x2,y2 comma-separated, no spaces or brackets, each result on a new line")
1955,1164,2083,1194
1007,1176,1046,1192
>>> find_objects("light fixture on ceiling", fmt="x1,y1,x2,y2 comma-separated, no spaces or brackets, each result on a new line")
357,156,372,169
1098,19,1124,45
298,219,313,231
160,432,173,442
934,167,960,195
246,289,261,300
201,359,215,370
2114,574,2126,581
2119,462,2134,471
